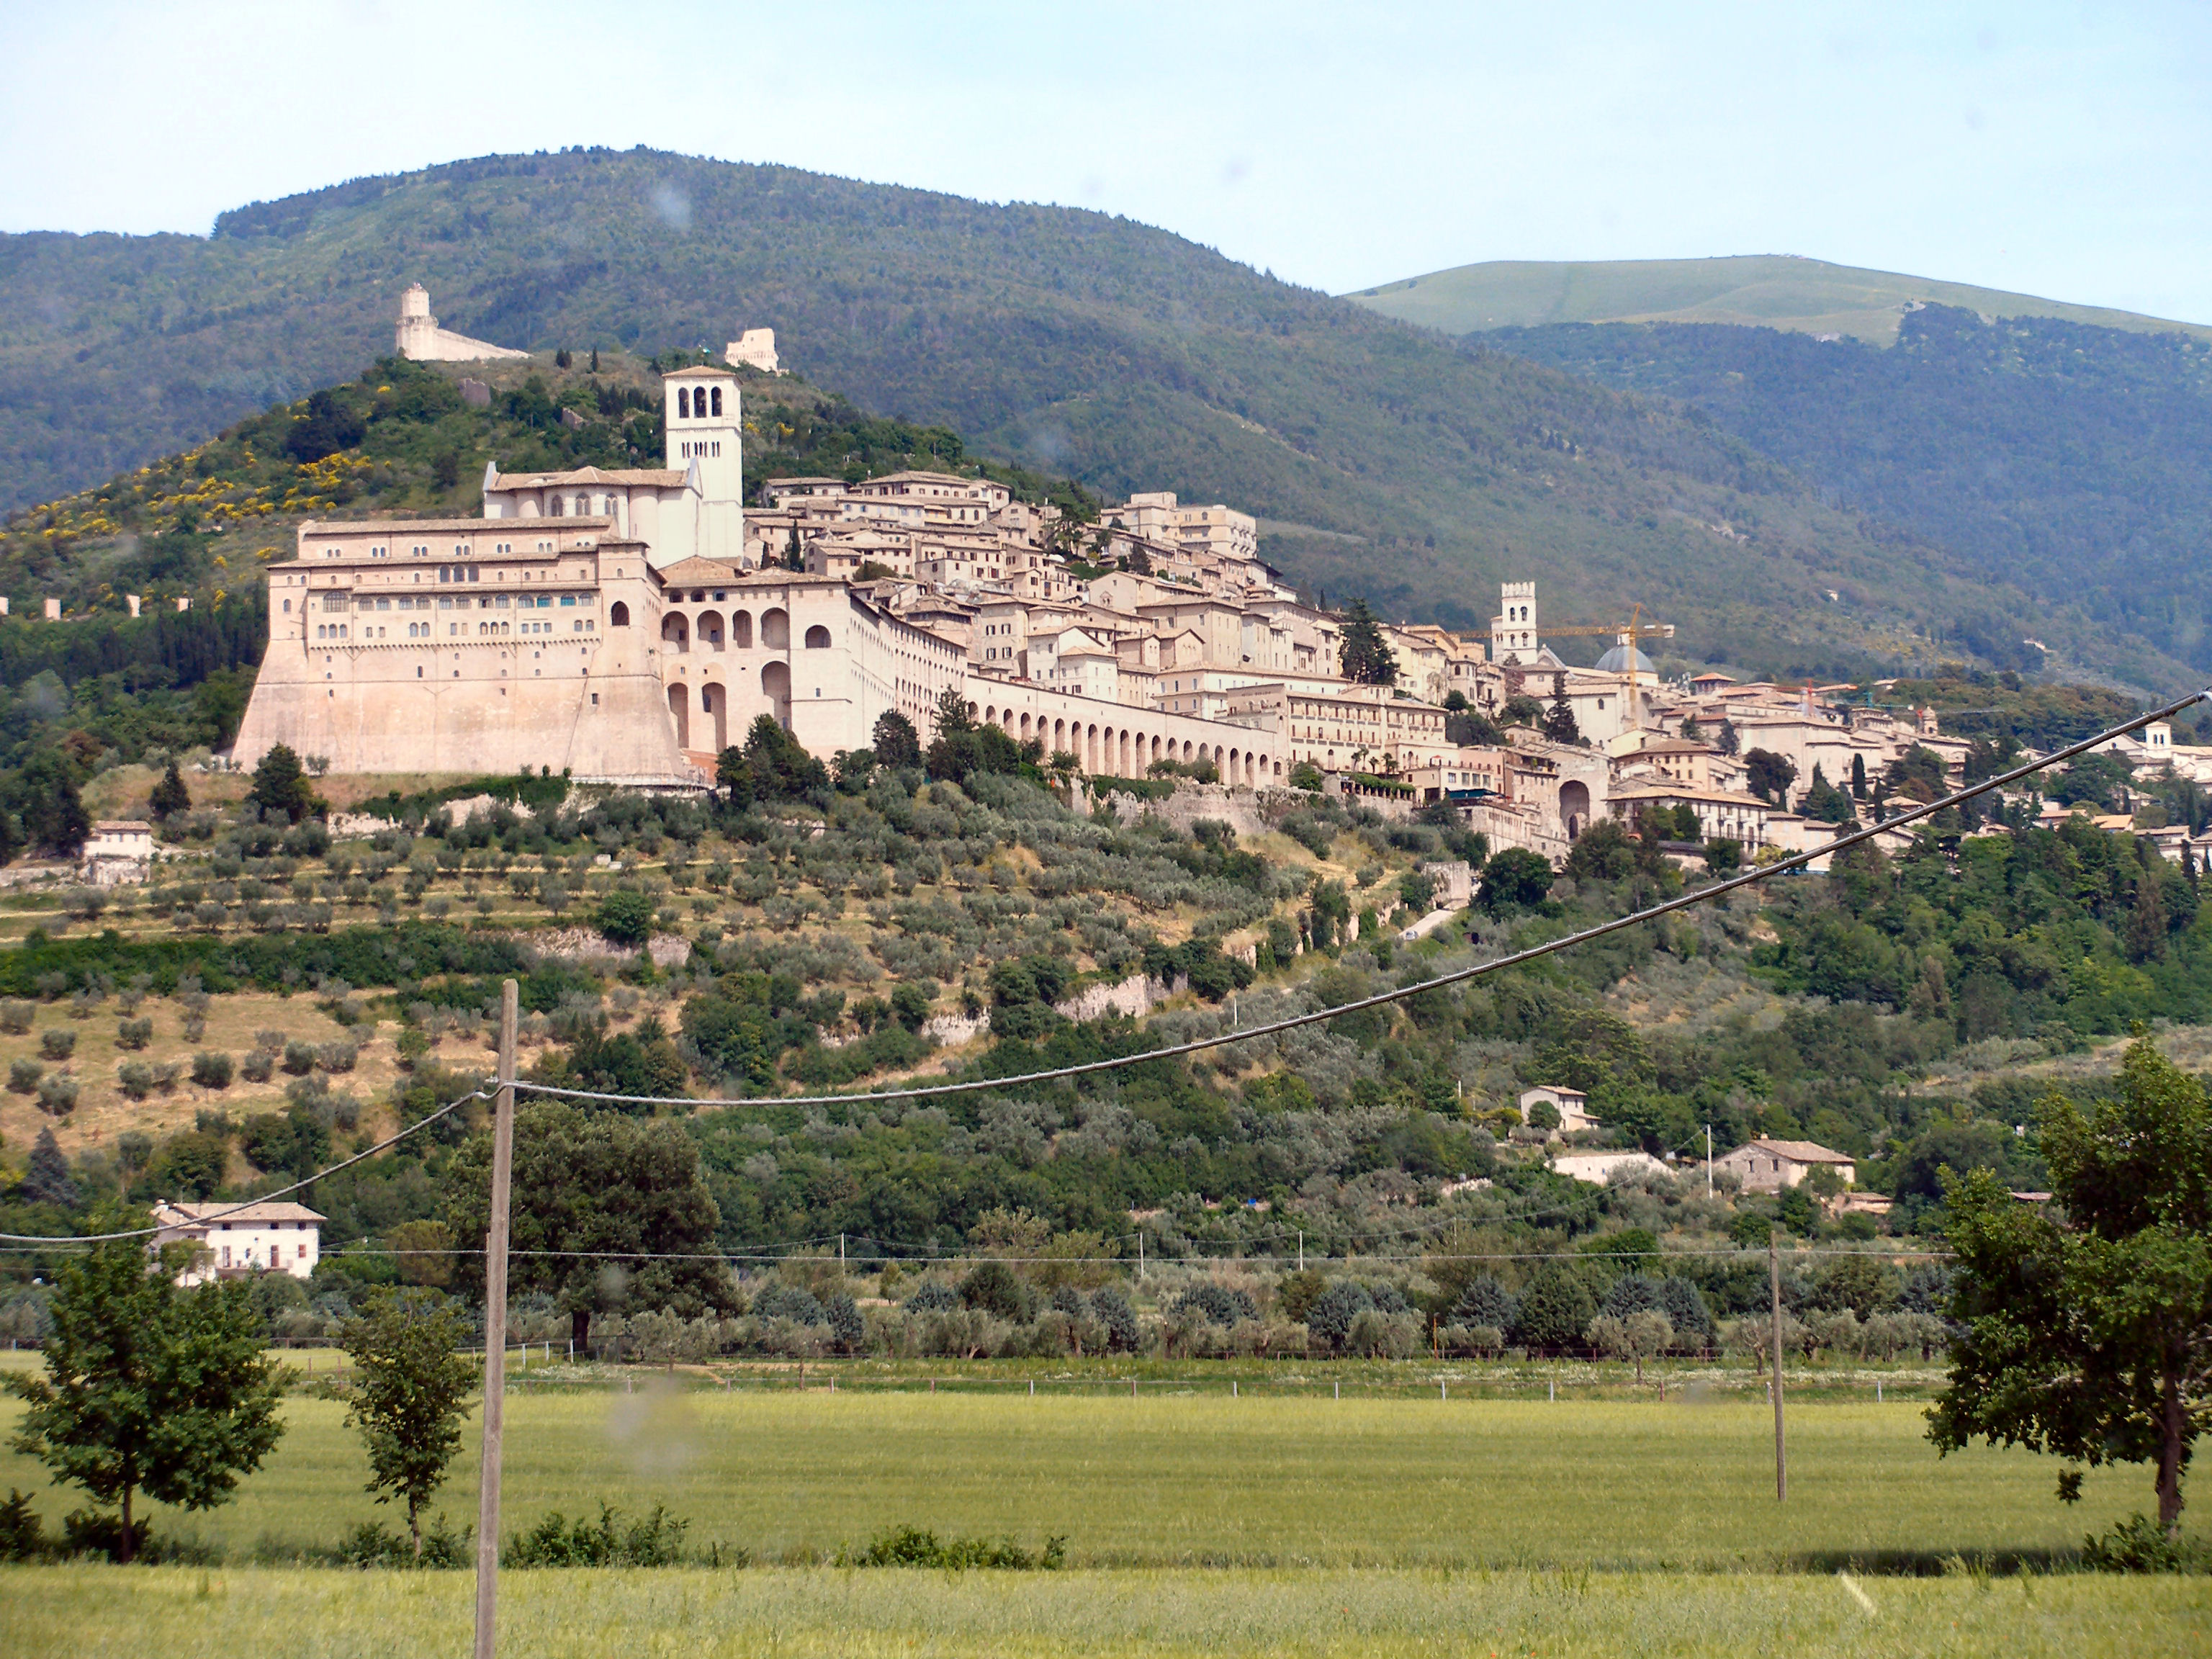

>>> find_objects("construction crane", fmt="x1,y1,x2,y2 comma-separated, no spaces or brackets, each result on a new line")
1521,603,1676,729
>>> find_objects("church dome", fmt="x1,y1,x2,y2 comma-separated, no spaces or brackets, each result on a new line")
1595,644,1656,674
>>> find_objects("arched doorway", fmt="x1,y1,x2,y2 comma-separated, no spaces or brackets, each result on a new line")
761,660,791,728
762,608,790,649
667,683,690,749
701,681,727,751
1560,779,1591,840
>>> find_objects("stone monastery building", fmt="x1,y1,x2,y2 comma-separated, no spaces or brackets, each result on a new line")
233,295,1992,869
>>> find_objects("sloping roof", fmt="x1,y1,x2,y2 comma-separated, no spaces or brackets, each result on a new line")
155,1200,327,1225
1741,1138,1854,1165
663,363,738,378
490,466,687,487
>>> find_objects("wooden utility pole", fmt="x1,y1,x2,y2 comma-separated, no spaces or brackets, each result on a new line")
474,980,518,1659
1769,1228,1787,1503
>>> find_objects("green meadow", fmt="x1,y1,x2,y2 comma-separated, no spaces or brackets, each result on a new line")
0,1388,2175,1570
2,1563,2206,1659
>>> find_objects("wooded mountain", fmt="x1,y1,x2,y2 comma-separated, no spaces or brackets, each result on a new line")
1345,254,2212,347
1480,308,2212,675
0,149,2185,688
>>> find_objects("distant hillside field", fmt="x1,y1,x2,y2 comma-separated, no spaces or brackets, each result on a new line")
0,150,2188,689
1344,255,2212,348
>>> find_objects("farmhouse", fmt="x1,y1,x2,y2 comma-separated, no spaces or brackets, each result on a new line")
1717,1137,1857,1192
1518,1084,1597,1135
150,1200,325,1284
1552,1150,1671,1186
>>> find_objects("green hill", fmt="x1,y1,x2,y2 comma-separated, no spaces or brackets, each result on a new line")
0,150,2188,690
1344,255,2212,347
1470,307,2212,675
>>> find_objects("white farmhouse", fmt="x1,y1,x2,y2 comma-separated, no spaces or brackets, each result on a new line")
150,1200,325,1284
1519,1084,1597,1135
81,820,154,887
1552,1150,1672,1187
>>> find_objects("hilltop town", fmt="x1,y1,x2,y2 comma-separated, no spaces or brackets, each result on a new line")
224,289,2191,876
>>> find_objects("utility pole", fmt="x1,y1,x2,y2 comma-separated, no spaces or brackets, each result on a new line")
1297,1231,1304,1272
1769,1228,1786,1503
475,979,518,1659
1705,1124,1713,1199
839,1233,845,1272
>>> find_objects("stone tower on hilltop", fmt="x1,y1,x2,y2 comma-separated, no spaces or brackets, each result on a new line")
395,284,529,363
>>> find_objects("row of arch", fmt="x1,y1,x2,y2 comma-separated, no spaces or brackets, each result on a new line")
676,385,724,419
667,663,791,753
660,608,828,654
976,703,1277,785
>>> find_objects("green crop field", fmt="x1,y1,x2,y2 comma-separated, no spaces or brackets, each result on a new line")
3,1563,2206,1659
0,1389,2180,1570
6,1390,2206,1657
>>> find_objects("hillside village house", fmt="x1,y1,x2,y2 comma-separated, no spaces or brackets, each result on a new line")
1552,1150,1671,1186
80,819,154,886
151,1200,325,1284
1519,1085,1596,1134
1717,1138,1857,1192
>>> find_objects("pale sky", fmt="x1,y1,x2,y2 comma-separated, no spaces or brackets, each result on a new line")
3,0,2207,321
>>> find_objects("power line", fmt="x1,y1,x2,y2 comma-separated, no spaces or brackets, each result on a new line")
0,1086,490,1245
519,680,2208,1112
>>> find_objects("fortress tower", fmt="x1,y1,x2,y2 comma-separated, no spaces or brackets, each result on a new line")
663,364,744,565
394,284,529,363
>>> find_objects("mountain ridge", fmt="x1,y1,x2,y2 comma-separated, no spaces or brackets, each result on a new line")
1345,254,2212,347
0,148,2188,690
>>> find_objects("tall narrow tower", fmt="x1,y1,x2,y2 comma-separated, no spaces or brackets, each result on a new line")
1490,581,1538,662
662,365,744,564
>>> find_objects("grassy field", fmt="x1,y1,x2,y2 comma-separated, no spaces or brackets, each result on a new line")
4,1562,2208,1658
0,1390,2180,1571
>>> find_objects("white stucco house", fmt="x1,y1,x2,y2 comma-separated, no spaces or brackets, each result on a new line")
1519,1084,1597,1135
1552,1150,1671,1187
150,1200,324,1284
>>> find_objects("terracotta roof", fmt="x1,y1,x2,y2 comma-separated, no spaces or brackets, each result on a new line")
490,467,686,487
1741,1138,1854,1165
154,1200,327,1225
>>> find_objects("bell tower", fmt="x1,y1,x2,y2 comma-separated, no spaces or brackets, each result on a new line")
663,365,743,564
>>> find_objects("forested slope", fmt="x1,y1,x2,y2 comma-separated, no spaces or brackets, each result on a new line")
0,149,2175,687
1485,307,2212,675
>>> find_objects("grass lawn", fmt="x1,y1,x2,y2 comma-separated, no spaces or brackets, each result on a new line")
0,1390,2181,1571
1,1563,2205,1658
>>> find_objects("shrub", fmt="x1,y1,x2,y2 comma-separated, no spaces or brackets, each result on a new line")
240,1048,276,1083
116,1017,154,1051
0,1490,43,1562
2081,1514,2192,1573
842,1524,1064,1571
1513,1265,1598,1353
0,1002,32,1035
36,1074,78,1115
190,1051,235,1090
750,1284,826,1326
825,1294,864,1352
903,1281,961,1313
1089,1285,1140,1352
597,890,655,948
958,1260,1034,1322
316,1041,359,1074
7,1058,43,1094
1172,1284,1258,1327
38,1028,76,1061
1449,1276,1517,1332
282,1040,317,1075
1304,1282,1375,1353
503,1503,690,1568
117,1061,156,1100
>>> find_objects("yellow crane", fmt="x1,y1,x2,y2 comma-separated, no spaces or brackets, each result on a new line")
1520,603,1676,729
